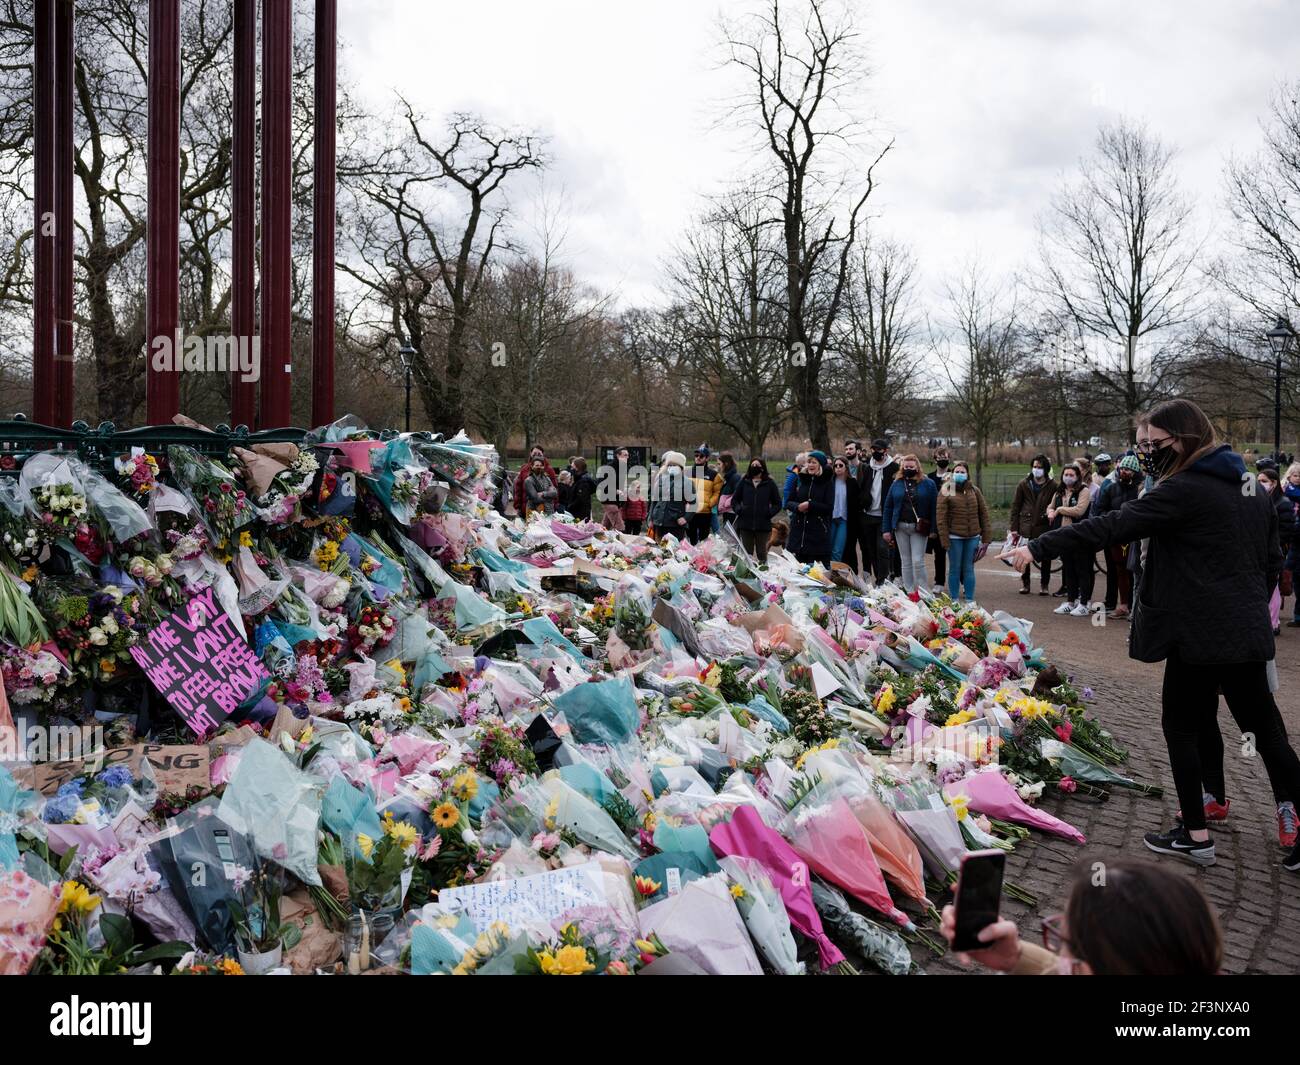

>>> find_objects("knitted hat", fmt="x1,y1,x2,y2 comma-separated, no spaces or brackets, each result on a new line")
1094,452,1113,464
660,450,687,469
808,450,831,469
1118,454,1141,472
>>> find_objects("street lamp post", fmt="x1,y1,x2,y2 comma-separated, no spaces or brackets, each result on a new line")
1268,317,1296,462
398,342,416,433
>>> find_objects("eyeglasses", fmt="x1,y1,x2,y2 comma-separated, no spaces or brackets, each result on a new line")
1135,435,1173,454
1041,913,1071,953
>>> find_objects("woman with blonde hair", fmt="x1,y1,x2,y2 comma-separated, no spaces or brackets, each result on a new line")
881,453,937,593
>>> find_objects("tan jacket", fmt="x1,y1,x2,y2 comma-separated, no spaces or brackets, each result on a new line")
936,480,993,547
1012,941,1062,975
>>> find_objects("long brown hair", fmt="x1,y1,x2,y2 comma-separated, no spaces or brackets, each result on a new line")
1138,399,1218,481
1065,859,1222,975
893,453,920,480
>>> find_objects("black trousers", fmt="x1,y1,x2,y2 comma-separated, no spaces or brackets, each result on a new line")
1161,650,1300,832
857,515,889,582
739,527,769,563
1020,556,1050,591
1060,548,1096,604
686,513,712,544
930,538,946,585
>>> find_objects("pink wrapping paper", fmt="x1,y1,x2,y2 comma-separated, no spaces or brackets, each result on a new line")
709,804,844,969
0,870,59,974
869,609,901,631
783,797,910,926
943,770,1086,843
850,795,929,904
44,823,119,858
325,440,385,473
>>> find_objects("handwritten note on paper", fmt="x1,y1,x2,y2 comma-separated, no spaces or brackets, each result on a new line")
438,862,608,927
129,586,269,738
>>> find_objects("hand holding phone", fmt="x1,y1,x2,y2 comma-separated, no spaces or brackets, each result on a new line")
951,849,1006,952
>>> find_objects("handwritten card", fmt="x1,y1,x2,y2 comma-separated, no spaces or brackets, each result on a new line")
438,861,608,928
129,586,269,738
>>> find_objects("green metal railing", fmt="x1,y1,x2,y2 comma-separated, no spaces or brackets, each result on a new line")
0,415,314,474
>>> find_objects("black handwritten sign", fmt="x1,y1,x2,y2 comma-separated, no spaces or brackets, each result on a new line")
129,586,269,738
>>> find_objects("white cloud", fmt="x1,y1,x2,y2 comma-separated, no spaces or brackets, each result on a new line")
338,0,1300,308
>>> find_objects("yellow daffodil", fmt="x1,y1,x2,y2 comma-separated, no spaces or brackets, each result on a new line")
432,802,460,830
543,796,559,831
356,833,374,859
945,708,977,727
538,944,594,975
946,793,970,821
238,530,254,548
730,883,746,900
58,880,100,916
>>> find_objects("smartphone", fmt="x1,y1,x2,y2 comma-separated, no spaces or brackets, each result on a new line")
952,849,1006,951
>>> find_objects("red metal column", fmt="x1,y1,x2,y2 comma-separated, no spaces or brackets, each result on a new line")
54,0,74,426
260,0,293,429
229,0,257,428
32,0,55,424
145,0,181,425
311,0,337,428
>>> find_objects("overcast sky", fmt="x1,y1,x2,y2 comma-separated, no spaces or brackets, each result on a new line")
339,0,1300,309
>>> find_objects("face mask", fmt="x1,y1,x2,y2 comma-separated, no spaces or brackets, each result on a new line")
904,468,918,479
953,472,968,485
1138,444,1175,478
1032,467,1045,479
936,459,949,469
872,450,885,461
1062,475,1077,486
749,466,762,477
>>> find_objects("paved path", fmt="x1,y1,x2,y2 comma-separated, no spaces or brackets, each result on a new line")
912,555,1300,974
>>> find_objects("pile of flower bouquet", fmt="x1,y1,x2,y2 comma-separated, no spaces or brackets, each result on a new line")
0,417,1159,977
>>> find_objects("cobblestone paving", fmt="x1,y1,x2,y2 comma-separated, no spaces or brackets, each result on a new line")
912,559,1300,975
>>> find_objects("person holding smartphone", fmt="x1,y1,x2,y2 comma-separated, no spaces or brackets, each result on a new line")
941,858,1223,975
1003,398,1300,873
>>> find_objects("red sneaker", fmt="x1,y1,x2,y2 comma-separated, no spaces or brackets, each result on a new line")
1279,803,1298,849
1177,798,1229,822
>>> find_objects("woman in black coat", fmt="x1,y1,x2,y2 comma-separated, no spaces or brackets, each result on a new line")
786,450,835,565
1004,399,1300,873
730,458,783,562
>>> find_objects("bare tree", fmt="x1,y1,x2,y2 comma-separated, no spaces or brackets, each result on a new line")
1037,118,1202,432
941,263,1021,484
341,105,545,434
828,235,922,440
723,0,891,454
663,186,790,453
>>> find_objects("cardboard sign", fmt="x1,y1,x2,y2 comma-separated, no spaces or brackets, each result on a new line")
7,743,211,796
129,586,269,737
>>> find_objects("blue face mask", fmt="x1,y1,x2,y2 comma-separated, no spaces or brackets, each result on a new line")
954,472,968,485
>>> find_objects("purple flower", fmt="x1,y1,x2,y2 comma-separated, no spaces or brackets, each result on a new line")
1082,686,1094,700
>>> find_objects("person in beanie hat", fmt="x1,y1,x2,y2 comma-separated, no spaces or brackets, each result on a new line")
649,451,689,538
1095,454,1142,617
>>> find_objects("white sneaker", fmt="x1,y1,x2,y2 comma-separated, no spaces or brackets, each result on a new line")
1054,600,1076,615
931,584,943,594
1070,603,1091,617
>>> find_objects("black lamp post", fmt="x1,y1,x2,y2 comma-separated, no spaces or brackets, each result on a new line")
1268,317,1296,461
398,341,416,433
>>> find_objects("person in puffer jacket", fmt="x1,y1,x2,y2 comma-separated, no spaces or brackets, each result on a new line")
686,445,722,545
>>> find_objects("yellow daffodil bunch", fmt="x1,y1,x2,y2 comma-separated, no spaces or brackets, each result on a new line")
238,530,254,548
729,882,746,900
1008,695,1055,720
